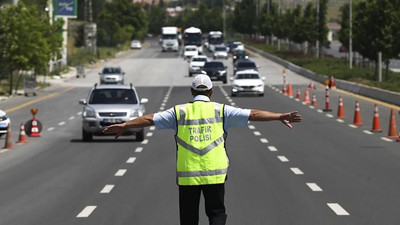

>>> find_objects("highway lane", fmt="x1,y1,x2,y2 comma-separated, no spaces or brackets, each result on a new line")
0,38,399,225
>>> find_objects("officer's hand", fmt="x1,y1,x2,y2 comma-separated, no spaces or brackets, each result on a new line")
103,124,125,139
279,111,302,129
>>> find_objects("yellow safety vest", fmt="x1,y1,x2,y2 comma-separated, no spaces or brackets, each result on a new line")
175,101,228,185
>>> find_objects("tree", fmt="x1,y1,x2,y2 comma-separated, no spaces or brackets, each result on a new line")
353,0,400,80
0,3,63,95
232,0,257,35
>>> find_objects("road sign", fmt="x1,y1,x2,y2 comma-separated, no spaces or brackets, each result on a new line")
54,0,77,18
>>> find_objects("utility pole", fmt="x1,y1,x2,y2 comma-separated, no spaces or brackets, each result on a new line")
349,0,353,68
84,0,97,55
316,0,320,58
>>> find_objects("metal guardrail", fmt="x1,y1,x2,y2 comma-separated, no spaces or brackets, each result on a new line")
246,45,400,106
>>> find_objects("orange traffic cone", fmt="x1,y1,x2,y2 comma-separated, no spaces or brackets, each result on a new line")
29,116,41,137
16,123,28,144
3,123,13,149
370,104,382,132
311,94,317,106
287,83,293,97
302,88,310,104
295,89,301,100
330,76,336,89
308,82,316,90
337,96,345,118
353,100,362,126
387,109,398,138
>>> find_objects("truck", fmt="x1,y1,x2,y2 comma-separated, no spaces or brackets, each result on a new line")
161,26,179,52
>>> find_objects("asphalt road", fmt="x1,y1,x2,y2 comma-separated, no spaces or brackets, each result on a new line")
0,38,399,225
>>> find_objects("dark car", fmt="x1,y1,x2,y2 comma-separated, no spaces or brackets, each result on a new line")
232,49,249,63
202,61,227,84
233,59,258,75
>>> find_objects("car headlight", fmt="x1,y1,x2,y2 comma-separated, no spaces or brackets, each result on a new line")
219,70,226,75
83,107,96,118
130,110,143,118
233,85,240,89
256,84,263,87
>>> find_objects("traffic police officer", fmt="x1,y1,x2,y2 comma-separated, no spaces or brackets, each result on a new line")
103,74,302,225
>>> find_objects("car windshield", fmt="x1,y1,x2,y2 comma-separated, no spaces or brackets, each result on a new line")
234,51,247,56
236,73,260,79
102,67,121,74
192,57,207,62
89,89,138,104
186,47,196,51
215,47,226,51
238,62,256,68
204,62,223,68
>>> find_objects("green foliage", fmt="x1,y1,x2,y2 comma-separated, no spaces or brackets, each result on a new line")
96,0,148,46
232,0,257,35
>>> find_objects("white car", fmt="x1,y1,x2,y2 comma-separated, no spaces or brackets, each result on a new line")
213,45,229,59
188,55,209,76
130,40,142,49
0,110,10,137
231,70,265,97
183,45,198,60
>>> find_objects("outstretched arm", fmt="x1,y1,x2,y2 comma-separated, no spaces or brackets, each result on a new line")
103,114,155,139
249,110,302,129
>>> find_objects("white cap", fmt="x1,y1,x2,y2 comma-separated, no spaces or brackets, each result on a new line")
192,74,213,91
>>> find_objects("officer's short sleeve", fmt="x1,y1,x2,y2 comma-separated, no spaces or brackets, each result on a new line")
153,107,176,130
223,105,251,130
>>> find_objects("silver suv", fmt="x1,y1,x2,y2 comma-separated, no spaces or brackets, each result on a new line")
99,66,125,84
79,84,148,141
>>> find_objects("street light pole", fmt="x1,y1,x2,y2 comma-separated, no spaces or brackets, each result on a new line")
349,0,353,68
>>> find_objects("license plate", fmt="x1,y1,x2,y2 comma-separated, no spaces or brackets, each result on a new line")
103,118,122,123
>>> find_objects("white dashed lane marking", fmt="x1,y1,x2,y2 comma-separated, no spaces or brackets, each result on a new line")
100,185,115,194
253,131,261,136
69,116,75,120
260,138,269,143
327,203,350,215
126,157,136,164
306,183,323,192
58,121,65,126
290,167,304,175
248,125,255,130
77,206,97,218
141,139,149,144
115,169,127,177
135,147,143,152
267,146,277,151
277,156,289,162
146,132,153,137
47,127,55,131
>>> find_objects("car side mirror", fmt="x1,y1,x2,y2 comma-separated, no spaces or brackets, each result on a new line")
79,99,87,105
140,98,149,104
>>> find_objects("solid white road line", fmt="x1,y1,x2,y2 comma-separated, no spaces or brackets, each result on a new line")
126,157,136,164
135,147,143,152
77,206,97,218
306,183,323,192
267,146,277,151
290,167,304,175
327,203,350,215
115,169,127,176
260,138,269,143
100,185,115,194
277,156,289,162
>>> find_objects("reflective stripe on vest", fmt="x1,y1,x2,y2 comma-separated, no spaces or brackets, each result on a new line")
175,102,228,185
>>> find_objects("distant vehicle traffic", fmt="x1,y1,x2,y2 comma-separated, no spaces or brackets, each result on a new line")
207,31,224,52
183,27,203,54
161,26,179,52
99,66,125,84
231,70,265,97
233,59,258,75
188,55,209,76
213,45,229,59
228,41,244,53
79,84,148,141
0,110,10,137
202,61,227,84
183,45,198,60
130,40,142,49
232,49,249,63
